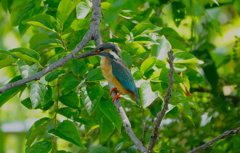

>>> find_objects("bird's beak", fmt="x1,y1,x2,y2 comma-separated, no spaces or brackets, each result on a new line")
75,50,98,59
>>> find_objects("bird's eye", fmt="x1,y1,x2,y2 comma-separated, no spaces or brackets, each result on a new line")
99,47,104,51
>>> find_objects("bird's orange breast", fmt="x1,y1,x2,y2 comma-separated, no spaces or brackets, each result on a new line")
100,57,130,95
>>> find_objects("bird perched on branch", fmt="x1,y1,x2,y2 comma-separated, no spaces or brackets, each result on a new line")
75,43,139,104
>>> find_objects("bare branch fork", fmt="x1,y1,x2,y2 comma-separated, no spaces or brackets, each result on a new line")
148,50,175,153
188,127,240,153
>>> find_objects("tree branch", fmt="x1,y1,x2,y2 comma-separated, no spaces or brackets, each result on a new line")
110,84,148,153
188,127,240,153
148,50,174,153
0,0,101,94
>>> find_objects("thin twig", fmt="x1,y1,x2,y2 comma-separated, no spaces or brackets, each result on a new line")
188,127,240,153
148,50,174,153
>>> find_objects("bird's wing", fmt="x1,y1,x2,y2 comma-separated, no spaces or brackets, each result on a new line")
110,58,139,99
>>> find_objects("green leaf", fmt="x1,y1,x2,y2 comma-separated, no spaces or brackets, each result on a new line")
152,68,183,83
139,82,159,108
178,102,193,121
17,60,39,79
29,82,47,109
33,38,63,51
89,146,110,153
98,100,122,132
70,19,90,31
26,117,52,148
49,120,85,148
80,84,103,115
55,107,72,118
125,42,147,58
134,36,156,44
47,53,68,65
59,91,80,109
76,2,91,19
140,57,156,73
151,36,172,60
60,73,80,95
21,98,32,109
72,59,87,76
100,116,115,142
104,0,127,24
189,1,204,16
10,48,40,62
172,1,185,27
44,85,52,103
17,60,44,108
210,20,221,34
1,0,10,12
166,37,186,50
0,76,26,107
45,70,66,82
174,64,187,72
120,51,133,68
166,106,178,118
132,23,161,38
10,0,42,26
174,51,203,64
133,70,143,80
24,14,60,32
74,117,95,126
158,27,182,40
87,68,105,82
0,50,17,69
26,141,52,153
29,33,49,48
57,0,81,26
40,100,54,111
17,0,44,36
56,108,95,126
234,0,240,15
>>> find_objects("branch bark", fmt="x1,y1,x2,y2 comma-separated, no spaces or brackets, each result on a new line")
110,84,148,153
0,0,101,94
148,50,174,153
188,127,240,153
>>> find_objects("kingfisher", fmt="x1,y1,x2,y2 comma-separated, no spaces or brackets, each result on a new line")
75,43,139,104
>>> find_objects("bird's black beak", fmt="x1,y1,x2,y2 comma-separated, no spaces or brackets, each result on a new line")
75,50,98,59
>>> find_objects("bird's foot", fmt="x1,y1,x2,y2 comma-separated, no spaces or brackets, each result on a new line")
112,92,122,102
110,87,118,95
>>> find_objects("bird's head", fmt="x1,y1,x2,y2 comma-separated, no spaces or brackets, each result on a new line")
75,43,120,60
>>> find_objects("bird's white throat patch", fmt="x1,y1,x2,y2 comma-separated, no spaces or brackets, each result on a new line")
109,50,120,59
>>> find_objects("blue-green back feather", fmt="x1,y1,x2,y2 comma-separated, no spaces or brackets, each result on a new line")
110,58,139,103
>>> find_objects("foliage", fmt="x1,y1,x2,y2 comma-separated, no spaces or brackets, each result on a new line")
0,0,240,153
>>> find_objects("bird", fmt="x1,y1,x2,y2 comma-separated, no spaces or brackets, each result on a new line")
75,43,139,104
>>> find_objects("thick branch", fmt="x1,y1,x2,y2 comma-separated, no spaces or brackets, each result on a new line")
0,0,101,94
188,127,240,153
148,50,174,153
